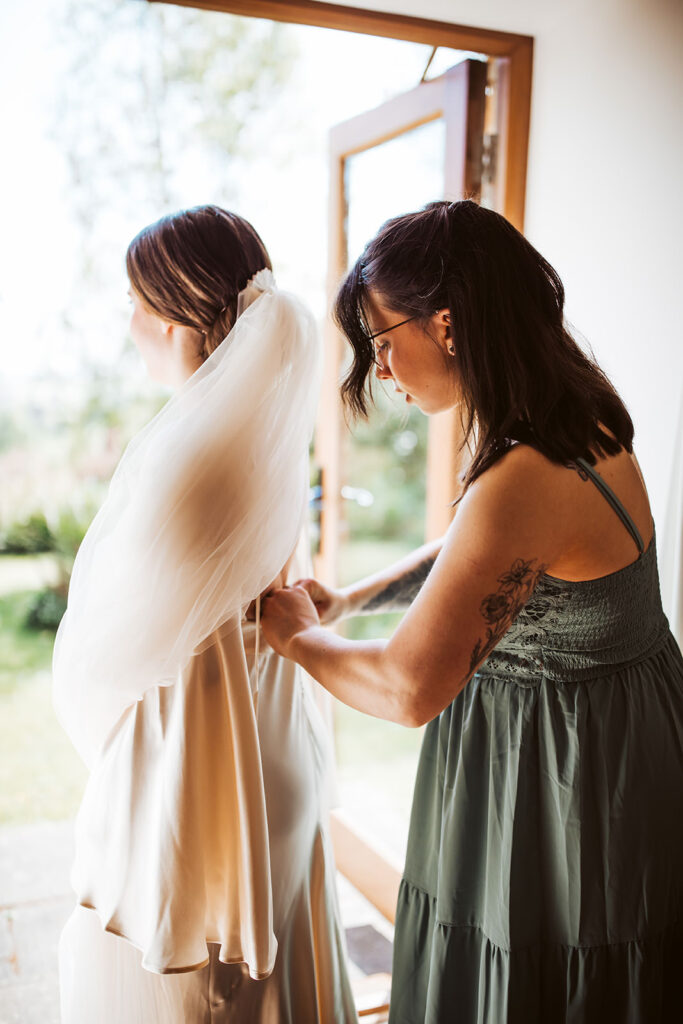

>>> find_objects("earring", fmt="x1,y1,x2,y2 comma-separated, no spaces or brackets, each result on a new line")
448,345,455,355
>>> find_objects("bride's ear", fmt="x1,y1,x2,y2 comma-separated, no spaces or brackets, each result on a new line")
161,320,190,347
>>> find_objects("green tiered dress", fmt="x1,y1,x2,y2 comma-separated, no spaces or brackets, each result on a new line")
390,457,683,1023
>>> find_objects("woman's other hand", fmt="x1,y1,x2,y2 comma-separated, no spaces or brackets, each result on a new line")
289,578,349,625
261,584,322,658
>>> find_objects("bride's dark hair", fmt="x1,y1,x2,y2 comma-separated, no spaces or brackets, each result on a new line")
126,204,272,360
334,199,634,501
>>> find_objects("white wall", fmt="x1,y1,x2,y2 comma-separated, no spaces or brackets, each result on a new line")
339,0,683,627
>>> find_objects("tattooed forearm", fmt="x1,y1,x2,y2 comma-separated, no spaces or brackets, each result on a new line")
360,556,437,614
466,557,548,677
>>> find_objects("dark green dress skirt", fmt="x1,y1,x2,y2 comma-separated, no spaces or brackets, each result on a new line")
390,461,683,1023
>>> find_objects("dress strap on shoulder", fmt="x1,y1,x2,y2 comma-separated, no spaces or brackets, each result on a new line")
571,457,645,554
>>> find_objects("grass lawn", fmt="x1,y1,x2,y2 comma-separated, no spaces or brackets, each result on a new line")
0,571,88,825
0,590,58,696
0,667,88,824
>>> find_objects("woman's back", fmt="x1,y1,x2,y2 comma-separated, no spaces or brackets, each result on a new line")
514,431,653,584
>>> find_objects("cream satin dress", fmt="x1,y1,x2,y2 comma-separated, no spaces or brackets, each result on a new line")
58,543,358,1023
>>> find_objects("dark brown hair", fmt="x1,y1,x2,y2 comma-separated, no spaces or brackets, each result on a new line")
334,199,634,501
126,204,272,360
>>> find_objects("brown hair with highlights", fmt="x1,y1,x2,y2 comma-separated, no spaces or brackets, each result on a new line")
126,204,272,360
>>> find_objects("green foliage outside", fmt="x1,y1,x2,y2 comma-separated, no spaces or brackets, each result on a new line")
342,385,428,548
0,589,59,696
25,588,69,631
0,500,100,636
0,502,100,559
49,502,99,560
0,585,88,824
339,384,429,644
0,512,55,554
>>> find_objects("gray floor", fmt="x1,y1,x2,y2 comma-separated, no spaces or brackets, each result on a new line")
0,820,74,1024
0,819,393,1024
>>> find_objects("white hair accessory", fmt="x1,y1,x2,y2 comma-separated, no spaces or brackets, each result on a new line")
236,266,274,316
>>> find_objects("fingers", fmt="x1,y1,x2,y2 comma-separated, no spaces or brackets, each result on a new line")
261,584,297,609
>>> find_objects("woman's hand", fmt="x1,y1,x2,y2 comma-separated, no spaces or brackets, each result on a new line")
261,584,322,658
289,577,350,625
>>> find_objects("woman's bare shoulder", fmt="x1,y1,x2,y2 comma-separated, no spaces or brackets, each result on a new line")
454,443,576,568
462,437,653,580
464,441,575,505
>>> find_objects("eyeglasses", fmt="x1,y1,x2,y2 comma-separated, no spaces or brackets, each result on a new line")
366,315,418,370
366,315,418,342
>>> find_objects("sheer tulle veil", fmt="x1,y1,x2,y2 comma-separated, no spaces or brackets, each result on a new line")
52,268,322,770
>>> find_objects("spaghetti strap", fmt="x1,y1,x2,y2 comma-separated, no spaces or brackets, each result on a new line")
572,456,645,555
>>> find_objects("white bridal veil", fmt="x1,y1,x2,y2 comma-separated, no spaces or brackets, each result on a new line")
52,268,321,769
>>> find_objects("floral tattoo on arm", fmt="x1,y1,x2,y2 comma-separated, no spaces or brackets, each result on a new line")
360,556,436,615
468,557,548,676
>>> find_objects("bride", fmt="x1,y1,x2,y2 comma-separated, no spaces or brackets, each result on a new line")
53,204,358,1023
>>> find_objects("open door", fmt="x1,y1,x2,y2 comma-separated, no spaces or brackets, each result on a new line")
313,60,506,917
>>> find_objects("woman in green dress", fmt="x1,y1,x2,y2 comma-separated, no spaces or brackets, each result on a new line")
261,200,683,1022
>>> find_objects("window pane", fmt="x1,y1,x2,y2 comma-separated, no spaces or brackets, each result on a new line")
346,118,446,266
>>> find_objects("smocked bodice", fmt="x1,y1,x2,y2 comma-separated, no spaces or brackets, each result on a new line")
478,528,671,684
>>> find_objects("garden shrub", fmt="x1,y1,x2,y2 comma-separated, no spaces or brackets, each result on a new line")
25,586,68,631
0,512,55,554
51,503,96,559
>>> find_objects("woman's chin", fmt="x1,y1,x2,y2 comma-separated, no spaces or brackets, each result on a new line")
419,395,456,416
